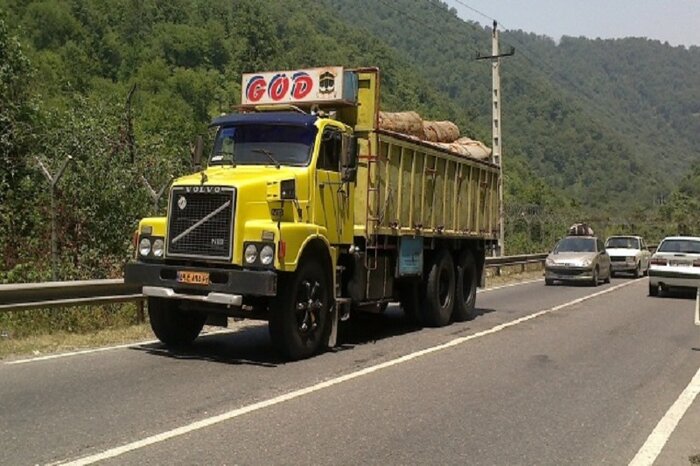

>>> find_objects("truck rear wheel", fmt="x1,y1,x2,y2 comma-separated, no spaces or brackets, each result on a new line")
147,297,205,347
453,250,477,322
269,259,331,360
421,248,455,327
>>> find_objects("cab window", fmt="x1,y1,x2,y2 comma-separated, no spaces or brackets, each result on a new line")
318,128,341,172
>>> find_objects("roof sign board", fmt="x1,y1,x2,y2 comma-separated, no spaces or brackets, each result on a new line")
241,66,356,106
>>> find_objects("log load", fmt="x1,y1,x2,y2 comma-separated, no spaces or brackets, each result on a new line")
422,120,460,143
377,111,425,139
378,111,491,161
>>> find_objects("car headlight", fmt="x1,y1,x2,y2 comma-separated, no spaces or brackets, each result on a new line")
260,245,274,265
546,257,556,266
139,237,151,257
580,258,592,267
244,244,258,264
152,238,164,257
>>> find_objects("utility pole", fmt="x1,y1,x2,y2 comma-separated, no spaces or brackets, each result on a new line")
36,155,73,281
477,21,514,256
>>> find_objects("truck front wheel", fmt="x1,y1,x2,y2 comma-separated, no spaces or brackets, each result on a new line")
421,248,456,327
269,259,331,360
453,250,478,322
147,297,206,348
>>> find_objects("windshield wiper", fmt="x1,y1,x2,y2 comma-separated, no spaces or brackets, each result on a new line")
252,149,281,169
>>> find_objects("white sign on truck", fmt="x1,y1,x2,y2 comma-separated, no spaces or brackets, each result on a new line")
241,66,346,105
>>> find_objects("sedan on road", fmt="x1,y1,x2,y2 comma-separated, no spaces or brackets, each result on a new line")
648,236,700,296
545,236,612,286
605,235,651,278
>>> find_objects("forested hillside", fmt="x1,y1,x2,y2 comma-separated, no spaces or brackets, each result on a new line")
327,0,700,208
1,0,698,283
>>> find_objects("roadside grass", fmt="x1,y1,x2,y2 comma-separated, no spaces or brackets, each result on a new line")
0,266,544,360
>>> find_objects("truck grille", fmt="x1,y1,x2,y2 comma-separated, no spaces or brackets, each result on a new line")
610,256,627,262
166,186,235,260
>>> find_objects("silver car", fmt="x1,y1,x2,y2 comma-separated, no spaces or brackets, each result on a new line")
648,236,700,296
605,235,651,278
545,236,612,286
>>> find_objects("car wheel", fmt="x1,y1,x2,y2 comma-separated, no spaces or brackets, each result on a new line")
603,270,611,284
590,267,599,287
545,278,554,286
648,283,659,297
633,262,641,278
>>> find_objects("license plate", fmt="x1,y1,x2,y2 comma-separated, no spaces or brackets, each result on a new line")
177,271,210,285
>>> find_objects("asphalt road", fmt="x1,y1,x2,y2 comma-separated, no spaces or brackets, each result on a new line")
1,278,698,465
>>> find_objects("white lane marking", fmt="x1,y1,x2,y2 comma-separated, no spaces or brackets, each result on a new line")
481,278,542,292
7,279,544,366
4,328,239,366
58,279,637,466
629,366,700,466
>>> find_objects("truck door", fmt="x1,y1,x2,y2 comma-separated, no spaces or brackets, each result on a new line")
314,126,353,245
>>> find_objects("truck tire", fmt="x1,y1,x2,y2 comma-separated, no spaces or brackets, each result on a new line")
453,250,477,322
147,297,205,348
421,248,455,327
269,259,331,360
633,262,641,278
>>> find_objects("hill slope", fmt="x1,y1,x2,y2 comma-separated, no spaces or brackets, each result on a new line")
326,0,700,207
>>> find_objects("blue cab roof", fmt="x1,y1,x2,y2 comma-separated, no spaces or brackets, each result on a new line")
210,112,318,127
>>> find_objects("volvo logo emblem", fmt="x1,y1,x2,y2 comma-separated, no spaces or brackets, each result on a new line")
177,196,187,210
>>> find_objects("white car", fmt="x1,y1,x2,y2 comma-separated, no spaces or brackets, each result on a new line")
605,235,651,278
648,236,700,296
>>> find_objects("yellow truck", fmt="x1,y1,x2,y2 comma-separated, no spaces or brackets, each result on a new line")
125,67,499,360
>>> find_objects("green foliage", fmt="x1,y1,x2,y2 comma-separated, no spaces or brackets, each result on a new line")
1,0,699,301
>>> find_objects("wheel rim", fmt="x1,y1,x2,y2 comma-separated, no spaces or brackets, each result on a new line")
294,279,323,336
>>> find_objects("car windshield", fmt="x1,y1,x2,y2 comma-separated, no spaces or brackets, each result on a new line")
657,239,700,254
210,124,317,166
554,237,596,253
606,237,640,249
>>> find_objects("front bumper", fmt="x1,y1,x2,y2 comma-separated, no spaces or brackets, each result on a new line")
545,266,594,282
648,268,700,289
610,261,637,272
124,262,277,303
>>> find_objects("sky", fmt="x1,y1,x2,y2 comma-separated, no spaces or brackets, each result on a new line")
445,0,700,48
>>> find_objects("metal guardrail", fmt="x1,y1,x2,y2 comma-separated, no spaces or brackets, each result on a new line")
0,279,142,313
0,253,549,313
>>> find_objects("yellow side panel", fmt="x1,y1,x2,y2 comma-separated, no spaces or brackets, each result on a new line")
353,131,499,240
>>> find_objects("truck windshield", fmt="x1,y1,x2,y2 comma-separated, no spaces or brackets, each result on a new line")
554,237,596,253
210,124,317,167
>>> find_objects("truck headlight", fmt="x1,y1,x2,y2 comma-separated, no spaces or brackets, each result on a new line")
244,244,258,264
260,245,274,265
152,238,164,257
626,256,636,264
139,238,151,257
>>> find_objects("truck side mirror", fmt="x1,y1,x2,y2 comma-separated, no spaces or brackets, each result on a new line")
341,135,358,183
193,135,204,171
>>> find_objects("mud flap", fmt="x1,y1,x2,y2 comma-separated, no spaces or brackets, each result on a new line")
328,302,339,347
